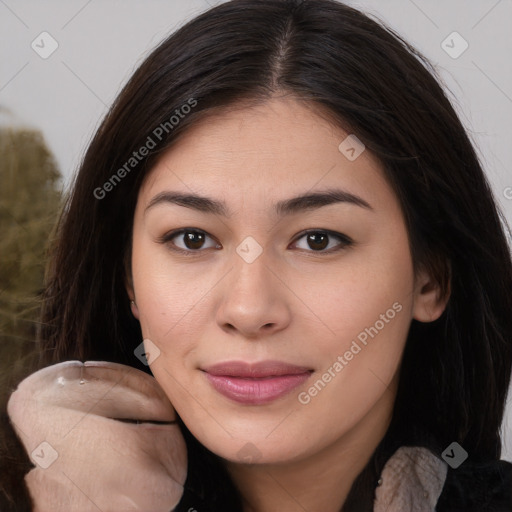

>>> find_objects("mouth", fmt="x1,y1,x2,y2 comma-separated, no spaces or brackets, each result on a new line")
201,360,313,405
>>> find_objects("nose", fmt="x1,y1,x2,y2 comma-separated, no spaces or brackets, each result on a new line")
215,250,292,339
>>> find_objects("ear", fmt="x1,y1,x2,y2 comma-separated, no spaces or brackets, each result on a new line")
124,251,140,320
412,265,450,323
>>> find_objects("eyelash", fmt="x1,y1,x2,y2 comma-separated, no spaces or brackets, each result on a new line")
158,228,354,256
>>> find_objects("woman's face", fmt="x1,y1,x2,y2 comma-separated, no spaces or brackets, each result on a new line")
128,96,443,465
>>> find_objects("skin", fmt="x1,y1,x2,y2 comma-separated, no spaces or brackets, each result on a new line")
7,361,186,511
127,95,448,512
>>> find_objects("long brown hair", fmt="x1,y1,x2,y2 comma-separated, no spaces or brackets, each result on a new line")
9,0,512,509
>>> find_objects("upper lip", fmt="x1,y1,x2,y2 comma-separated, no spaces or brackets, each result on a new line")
202,360,313,378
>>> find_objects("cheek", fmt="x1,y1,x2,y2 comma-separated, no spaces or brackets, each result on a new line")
298,237,414,357
298,302,409,442
294,236,414,407
131,237,216,341
300,290,410,406
294,238,414,428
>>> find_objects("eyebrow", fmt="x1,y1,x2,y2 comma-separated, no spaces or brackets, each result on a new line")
145,188,373,217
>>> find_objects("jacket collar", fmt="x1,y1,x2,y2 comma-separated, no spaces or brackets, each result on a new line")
374,446,448,511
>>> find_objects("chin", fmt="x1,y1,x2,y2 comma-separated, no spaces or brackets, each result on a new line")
190,428,307,466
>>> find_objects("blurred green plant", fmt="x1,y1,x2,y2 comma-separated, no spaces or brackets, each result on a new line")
0,126,63,387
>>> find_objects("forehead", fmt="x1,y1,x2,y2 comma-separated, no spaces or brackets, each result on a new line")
138,96,394,214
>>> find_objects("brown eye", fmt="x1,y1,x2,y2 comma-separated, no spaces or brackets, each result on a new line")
160,228,352,255
183,230,206,250
306,232,329,251
292,230,353,253
162,229,220,253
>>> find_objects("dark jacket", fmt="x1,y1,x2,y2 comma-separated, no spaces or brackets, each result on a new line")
436,459,512,511
174,445,512,511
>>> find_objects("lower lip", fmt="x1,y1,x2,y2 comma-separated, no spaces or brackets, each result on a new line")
204,372,311,405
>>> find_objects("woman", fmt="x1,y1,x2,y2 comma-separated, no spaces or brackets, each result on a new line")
3,0,512,510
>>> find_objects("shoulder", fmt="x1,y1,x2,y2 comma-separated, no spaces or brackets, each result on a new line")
436,458,512,511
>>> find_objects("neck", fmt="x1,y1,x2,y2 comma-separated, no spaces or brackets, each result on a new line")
223,381,397,512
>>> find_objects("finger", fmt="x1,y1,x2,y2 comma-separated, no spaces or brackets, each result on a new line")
8,361,177,424
25,468,92,512
25,425,187,512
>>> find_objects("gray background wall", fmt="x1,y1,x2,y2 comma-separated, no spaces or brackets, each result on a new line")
1,0,511,460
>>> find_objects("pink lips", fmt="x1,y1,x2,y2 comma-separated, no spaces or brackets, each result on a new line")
201,360,313,405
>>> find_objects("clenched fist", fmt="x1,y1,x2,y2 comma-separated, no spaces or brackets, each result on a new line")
7,361,187,512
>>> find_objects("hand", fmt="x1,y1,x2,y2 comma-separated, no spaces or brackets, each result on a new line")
7,361,187,512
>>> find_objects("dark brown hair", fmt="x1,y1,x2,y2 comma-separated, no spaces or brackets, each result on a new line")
8,0,512,510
